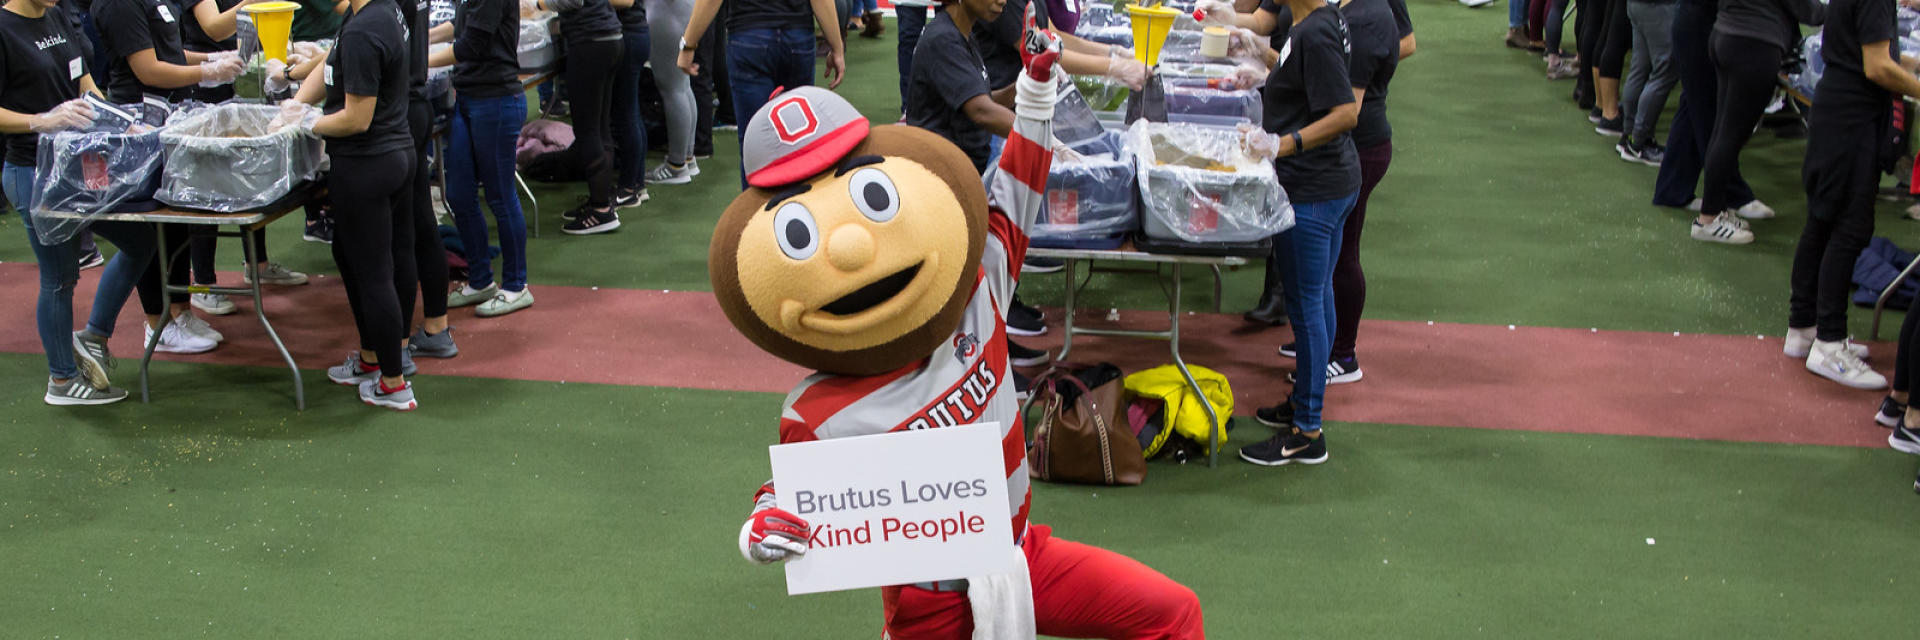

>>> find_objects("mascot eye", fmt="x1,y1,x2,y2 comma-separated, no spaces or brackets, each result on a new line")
847,168,899,223
773,202,818,261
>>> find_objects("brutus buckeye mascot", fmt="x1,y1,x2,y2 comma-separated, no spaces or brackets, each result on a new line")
707,12,1205,640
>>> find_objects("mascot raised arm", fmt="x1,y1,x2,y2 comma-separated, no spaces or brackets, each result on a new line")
708,14,1205,640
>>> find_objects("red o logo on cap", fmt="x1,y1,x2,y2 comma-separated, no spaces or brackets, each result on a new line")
772,97,820,144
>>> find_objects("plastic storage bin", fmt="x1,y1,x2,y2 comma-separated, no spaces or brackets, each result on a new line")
31,98,170,244
1128,121,1291,244
1162,80,1260,123
519,14,559,72
155,103,324,212
1037,139,1137,249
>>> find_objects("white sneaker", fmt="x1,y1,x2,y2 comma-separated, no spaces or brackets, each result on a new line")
192,292,237,315
1783,327,1869,359
646,161,698,185
1805,340,1888,389
1734,200,1776,220
146,323,217,354
174,312,224,343
1691,212,1755,244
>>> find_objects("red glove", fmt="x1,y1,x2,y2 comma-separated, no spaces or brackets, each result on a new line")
1019,2,1063,83
738,507,811,565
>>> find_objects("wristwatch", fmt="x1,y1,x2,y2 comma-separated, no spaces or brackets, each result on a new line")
680,37,696,52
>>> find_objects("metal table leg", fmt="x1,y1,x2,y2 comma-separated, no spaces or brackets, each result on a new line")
242,227,304,410
1164,263,1221,467
516,171,539,238
1056,258,1080,363
138,222,171,404
1871,254,1920,340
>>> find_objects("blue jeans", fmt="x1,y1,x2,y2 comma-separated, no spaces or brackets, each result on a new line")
1510,0,1527,28
3,163,157,380
1274,191,1360,433
897,6,928,113
727,27,818,187
612,25,652,191
445,93,530,292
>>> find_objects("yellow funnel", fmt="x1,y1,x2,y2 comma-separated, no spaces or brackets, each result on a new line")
1126,3,1181,66
243,2,302,63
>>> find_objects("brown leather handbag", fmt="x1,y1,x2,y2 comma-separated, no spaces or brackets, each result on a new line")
1025,364,1146,485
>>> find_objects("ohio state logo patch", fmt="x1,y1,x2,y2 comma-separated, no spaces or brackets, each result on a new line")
771,97,820,144
952,333,981,363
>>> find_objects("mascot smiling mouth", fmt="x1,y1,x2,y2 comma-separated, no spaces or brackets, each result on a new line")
792,256,941,335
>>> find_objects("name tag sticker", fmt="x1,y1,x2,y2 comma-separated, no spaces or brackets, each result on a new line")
69,57,82,80
157,4,174,22
324,65,334,86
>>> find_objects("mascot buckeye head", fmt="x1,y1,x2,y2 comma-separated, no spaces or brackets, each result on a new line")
709,88,991,376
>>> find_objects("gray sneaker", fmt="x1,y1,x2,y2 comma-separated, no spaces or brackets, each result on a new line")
448,282,498,308
358,379,417,411
409,326,459,358
46,377,128,406
72,331,115,390
326,351,417,386
646,161,698,185
244,262,309,286
476,288,533,317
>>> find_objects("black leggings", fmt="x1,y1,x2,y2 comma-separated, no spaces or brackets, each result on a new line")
1702,33,1783,216
136,223,191,315
1577,0,1631,80
1897,289,1920,393
190,228,267,285
565,38,624,207
1331,141,1393,362
406,99,450,326
329,149,418,379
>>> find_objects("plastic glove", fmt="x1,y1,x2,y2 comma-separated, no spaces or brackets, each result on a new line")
27,99,95,133
1105,54,1149,91
1050,136,1086,163
268,99,320,132
737,508,810,565
263,58,292,94
1192,0,1238,27
1225,26,1266,59
1238,123,1283,160
519,0,539,14
199,57,243,87
207,50,241,64
1229,62,1269,90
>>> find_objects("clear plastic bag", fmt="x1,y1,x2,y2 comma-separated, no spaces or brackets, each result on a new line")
29,97,171,245
154,103,324,212
1039,131,1139,243
519,13,559,70
1790,34,1823,100
431,0,456,25
1055,79,1109,148
1162,79,1261,124
1127,120,1291,243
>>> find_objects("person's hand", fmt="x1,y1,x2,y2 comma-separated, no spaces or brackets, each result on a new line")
825,49,845,89
738,508,810,565
199,57,244,87
1193,0,1237,27
28,99,95,133
1225,26,1265,59
291,41,326,59
677,47,699,76
1018,0,1062,73
519,0,540,14
208,50,241,64
263,58,292,94
1229,62,1268,90
1239,122,1282,160
1105,55,1148,90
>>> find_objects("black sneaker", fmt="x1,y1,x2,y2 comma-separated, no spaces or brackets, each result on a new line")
1007,298,1046,337
1890,423,1920,455
1594,116,1623,137
1587,107,1604,124
612,187,650,210
562,207,622,235
1022,257,1065,274
1876,396,1906,428
1239,429,1328,466
1287,357,1364,385
1008,340,1050,367
303,216,334,244
1254,401,1295,427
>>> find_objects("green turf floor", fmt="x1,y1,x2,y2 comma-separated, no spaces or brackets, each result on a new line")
4,352,1919,637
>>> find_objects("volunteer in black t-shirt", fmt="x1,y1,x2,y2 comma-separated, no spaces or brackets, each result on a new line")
1791,0,1920,391
529,0,627,233
91,0,244,102
1218,0,1362,467
0,0,161,405
677,0,845,187
291,0,420,410
428,0,532,324
904,0,1004,173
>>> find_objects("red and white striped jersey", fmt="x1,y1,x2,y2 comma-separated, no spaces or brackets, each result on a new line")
753,112,1056,545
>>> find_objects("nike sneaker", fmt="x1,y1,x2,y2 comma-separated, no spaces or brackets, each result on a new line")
1876,396,1906,428
1239,428,1328,466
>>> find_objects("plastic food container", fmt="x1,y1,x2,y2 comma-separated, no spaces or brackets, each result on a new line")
155,103,324,212
519,14,559,72
1128,121,1291,243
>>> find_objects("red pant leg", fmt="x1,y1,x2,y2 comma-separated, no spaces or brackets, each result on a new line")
881,585,971,639
1028,530,1205,640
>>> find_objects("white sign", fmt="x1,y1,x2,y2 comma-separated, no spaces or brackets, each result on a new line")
768,422,1016,595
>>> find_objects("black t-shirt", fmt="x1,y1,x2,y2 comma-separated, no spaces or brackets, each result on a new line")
0,8,91,166
975,0,1046,90
450,0,518,97
399,0,429,99
324,0,412,156
617,3,645,29
726,0,809,32
180,0,240,52
1812,0,1898,129
1259,1,1360,202
93,0,189,103
556,0,620,44
907,11,993,173
1342,0,1408,148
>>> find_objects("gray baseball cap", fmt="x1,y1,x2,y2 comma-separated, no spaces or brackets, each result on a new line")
741,86,871,188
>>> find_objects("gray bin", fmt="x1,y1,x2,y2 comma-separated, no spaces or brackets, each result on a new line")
1128,121,1291,244
156,104,324,212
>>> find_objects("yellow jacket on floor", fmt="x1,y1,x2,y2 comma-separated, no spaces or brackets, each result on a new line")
1124,365,1233,456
